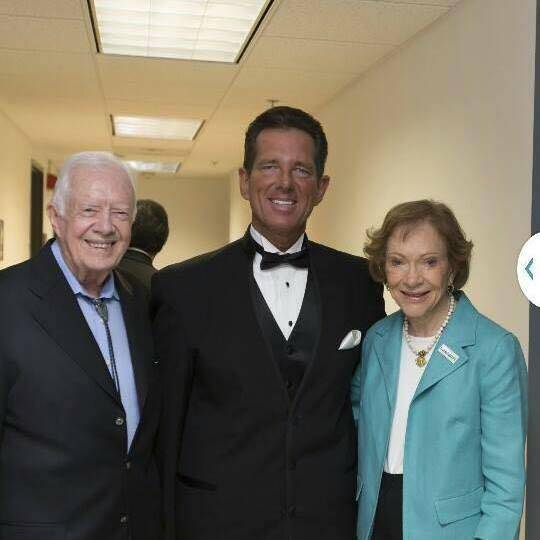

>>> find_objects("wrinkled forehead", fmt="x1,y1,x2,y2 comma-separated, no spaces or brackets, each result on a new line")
68,165,134,206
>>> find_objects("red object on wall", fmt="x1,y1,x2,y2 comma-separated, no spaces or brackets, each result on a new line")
46,174,57,190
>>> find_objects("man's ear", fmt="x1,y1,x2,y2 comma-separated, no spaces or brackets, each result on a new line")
314,175,330,206
239,168,250,201
47,204,62,237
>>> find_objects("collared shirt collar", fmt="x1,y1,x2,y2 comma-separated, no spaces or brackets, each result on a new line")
249,225,305,255
126,246,153,259
51,240,118,300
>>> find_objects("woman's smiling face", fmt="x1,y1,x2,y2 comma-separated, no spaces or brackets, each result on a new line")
385,221,453,335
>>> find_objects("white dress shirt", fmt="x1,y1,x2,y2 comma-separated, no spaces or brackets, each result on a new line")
250,226,308,340
384,334,435,474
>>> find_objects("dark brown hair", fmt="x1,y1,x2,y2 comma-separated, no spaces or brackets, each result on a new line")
364,199,473,289
130,199,169,256
243,106,328,179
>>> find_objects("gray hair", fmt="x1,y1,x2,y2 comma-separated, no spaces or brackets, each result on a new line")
51,152,137,219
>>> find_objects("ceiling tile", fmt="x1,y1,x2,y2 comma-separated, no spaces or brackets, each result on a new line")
112,137,193,154
4,100,110,149
179,121,247,177
244,36,394,73
0,15,89,52
98,55,238,105
379,1,459,5
106,99,214,120
225,67,352,110
264,0,448,44
0,0,84,18
0,51,102,100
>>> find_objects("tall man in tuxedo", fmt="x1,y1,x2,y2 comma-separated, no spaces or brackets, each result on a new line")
153,106,385,540
0,152,161,539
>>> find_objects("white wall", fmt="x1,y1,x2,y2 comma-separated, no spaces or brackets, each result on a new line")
136,175,230,269
308,0,534,352
0,110,44,268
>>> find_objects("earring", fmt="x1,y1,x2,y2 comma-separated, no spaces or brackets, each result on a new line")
447,282,455,294
385,282,390,291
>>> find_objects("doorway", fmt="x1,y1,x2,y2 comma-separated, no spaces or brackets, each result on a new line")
30,164,44,257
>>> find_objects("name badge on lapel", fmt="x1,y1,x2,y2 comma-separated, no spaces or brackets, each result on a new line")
438,344,459,364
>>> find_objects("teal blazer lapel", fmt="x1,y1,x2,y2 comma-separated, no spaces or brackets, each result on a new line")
414,293,477,399
373,312,403,409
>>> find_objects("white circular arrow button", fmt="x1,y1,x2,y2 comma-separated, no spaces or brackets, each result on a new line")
517,233,540,306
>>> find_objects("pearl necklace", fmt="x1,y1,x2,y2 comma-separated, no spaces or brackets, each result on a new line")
403,293,455,368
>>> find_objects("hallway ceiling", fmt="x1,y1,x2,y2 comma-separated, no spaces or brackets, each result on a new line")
0,0,460,179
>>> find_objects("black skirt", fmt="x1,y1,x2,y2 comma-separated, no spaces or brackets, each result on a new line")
372,472,403,540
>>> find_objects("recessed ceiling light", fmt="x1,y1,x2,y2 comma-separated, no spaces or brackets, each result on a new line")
90,0,271,63
112,115,203,140
125,160,181,174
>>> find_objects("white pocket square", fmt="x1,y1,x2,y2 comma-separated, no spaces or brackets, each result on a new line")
338,329,362,351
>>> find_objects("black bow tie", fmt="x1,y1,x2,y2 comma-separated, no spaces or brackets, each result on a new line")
250,237,310,270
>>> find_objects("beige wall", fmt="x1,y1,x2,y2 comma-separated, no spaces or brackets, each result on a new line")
229,169,251,241
136,175,230,269
307,0,534,352
0,111,43,269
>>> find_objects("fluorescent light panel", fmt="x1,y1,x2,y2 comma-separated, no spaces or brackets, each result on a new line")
92,0,269,62
125,160,181,173
113,115,202,140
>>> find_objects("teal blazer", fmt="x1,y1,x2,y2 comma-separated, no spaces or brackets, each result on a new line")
351,293,527,540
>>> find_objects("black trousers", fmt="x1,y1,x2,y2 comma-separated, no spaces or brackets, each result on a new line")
372,472,403,540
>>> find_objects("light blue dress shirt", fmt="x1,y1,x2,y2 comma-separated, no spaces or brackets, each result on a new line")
51,241,140,450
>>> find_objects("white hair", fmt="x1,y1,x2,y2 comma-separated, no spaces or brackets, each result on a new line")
51,152,137,219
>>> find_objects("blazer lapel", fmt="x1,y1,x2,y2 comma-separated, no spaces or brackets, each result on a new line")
413,293,477,399
373,314,403,410
28,244,121,405
115,271,150,412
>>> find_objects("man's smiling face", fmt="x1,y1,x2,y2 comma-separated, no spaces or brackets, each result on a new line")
48,164,134,295
239,128,329,251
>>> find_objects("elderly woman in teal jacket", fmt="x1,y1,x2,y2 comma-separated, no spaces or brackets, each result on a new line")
352,200,527,540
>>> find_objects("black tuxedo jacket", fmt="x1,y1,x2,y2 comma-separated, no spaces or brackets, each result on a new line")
152,235,384,540
118,248,156,296
0,243,162,540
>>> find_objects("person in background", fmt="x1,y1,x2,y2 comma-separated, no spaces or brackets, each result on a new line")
352,199,527,540
118,198,169,293
0,152,161,540
152,106,385,540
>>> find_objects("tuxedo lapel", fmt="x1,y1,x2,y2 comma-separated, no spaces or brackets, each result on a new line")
290,244,328,405
240,232,291,400
28,244,120,405
115,271,149,412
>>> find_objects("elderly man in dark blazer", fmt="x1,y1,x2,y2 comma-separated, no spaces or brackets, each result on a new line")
0,152,161,540
152,106,385,540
